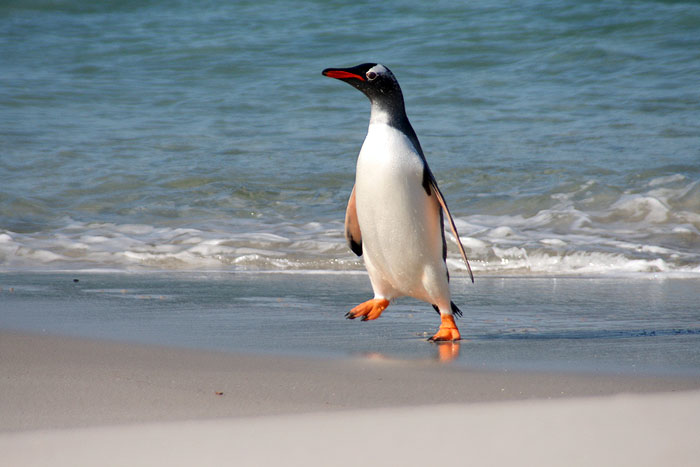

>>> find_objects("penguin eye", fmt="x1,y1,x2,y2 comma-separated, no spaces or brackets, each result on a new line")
366,71,377,80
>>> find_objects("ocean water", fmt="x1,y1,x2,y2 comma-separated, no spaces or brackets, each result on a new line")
2,0,700,277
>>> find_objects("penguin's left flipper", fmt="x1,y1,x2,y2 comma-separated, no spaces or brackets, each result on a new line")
425,172,474,283
428,314,461,342
344,184,362,256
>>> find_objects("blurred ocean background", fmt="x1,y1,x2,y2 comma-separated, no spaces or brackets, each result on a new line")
2,0,700,276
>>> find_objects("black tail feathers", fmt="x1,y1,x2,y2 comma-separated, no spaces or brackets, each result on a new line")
432,301,463,318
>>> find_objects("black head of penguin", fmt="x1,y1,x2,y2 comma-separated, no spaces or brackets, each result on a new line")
322,63,406,115
323,62,416,138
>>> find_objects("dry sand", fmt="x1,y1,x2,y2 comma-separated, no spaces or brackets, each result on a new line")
1,331,699,466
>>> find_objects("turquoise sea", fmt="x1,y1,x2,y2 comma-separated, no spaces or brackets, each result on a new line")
2,0,699,275
1,1,699,373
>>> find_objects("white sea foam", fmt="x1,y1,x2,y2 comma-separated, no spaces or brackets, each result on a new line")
1,177,698,277
540,238,567,246
610,196,670,223
648,174,686,187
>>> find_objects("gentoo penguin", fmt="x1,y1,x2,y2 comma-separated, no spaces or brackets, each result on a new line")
322,63,474,341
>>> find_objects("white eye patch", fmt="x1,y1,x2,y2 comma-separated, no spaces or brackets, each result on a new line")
367,64,389,78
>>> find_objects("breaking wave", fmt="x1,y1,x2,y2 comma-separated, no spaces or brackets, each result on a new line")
1,175,698,277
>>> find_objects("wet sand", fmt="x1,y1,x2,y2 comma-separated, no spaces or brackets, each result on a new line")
2,272,700,376
1,331,699,465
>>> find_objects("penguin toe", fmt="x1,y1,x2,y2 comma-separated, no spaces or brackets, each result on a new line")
427,331,461,342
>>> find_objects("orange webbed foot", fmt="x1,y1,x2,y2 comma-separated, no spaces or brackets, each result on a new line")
428,314,461,342
346,298,390,321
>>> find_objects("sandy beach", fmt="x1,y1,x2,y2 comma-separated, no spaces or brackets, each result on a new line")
2,331,699,466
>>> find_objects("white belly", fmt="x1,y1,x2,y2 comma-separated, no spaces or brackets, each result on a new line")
355,123,448,304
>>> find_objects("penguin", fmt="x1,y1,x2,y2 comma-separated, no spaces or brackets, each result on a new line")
322,63,474,341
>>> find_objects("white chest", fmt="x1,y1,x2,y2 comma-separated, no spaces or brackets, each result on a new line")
355,123,425,198
354,122,434,250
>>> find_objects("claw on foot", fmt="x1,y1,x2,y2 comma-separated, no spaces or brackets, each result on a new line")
346,298,390,321
428,314,461,342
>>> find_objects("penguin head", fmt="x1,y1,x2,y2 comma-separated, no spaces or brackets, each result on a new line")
322,63,404,108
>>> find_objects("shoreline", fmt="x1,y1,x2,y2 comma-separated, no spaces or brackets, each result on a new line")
2,272,700,377
3,266,700,278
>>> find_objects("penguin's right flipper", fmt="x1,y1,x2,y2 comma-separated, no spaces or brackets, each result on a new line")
426,174,474,283
344,184,363,256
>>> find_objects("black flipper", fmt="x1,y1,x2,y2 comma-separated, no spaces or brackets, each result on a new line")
421,168,432,196
348,237,362,256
